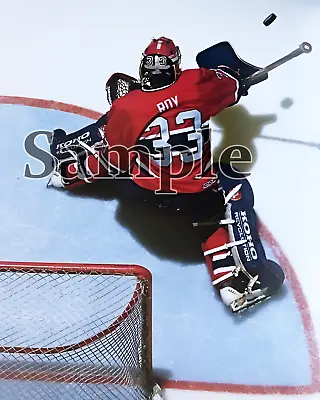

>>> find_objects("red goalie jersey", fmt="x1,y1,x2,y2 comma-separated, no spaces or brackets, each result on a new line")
101,67,240,194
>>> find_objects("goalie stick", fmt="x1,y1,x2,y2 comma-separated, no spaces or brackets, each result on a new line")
197,41,312,90
244,42,312,88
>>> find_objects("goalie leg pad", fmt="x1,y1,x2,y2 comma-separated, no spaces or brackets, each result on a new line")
50,118,107,161
202,167,285,312
202,227,239,285
47,118,110,189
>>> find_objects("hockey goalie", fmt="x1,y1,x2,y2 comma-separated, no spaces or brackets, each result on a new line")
48,37,285,313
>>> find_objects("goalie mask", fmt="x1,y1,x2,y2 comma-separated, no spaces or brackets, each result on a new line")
139,37,181,91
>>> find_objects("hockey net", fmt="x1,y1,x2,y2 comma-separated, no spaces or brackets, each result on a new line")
0,261,160,400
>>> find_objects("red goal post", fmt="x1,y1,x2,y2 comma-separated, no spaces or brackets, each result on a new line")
0,261,162,399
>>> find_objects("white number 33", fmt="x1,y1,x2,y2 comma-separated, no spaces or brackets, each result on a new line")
142,109,204,167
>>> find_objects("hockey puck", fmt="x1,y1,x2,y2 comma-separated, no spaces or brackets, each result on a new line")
263,13,277,26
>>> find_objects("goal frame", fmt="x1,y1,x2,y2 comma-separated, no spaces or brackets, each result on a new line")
0,260,154,389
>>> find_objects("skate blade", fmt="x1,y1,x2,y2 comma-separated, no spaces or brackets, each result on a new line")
230,294,271,313
149,384,164,399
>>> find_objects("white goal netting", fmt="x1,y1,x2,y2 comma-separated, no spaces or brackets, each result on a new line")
0,262,158,400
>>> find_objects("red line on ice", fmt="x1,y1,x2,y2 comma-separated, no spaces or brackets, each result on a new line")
0,96,102,120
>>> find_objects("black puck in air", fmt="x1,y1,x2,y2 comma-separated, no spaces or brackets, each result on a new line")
263,13,277,26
